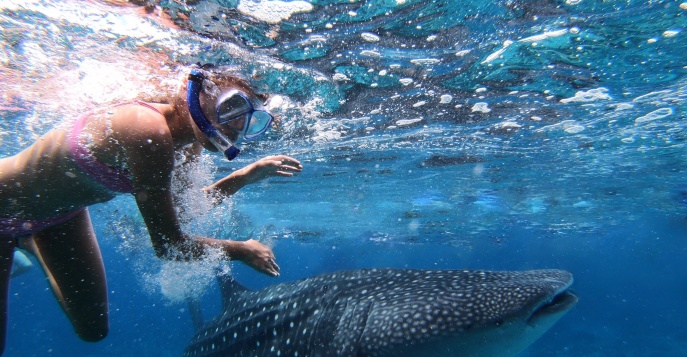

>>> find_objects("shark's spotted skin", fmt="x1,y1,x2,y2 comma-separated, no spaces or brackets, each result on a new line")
183,269,577,357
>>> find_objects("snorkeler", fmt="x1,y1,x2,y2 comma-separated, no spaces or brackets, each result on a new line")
0,66,302,354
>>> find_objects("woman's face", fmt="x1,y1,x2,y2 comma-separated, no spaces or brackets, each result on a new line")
186,73,272,155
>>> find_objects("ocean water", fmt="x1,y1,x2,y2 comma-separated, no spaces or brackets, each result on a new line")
1,0,686,356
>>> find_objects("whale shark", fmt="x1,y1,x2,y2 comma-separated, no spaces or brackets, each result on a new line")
183,268,577,357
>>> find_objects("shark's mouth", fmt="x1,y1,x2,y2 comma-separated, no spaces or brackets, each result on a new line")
528,290,578,325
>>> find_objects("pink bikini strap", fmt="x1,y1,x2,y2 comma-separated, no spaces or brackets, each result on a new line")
132,100,164,116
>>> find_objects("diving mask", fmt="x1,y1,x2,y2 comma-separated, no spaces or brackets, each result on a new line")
187,69,274,160
215,90,274,140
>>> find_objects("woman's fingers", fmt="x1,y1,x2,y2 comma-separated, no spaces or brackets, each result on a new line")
267,257,280,276
242,239,280,277
259,256,280,277
270,156,302,177
271,155,303,170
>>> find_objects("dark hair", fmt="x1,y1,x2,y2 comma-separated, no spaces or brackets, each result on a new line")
168,64,271,116
199,64,268,102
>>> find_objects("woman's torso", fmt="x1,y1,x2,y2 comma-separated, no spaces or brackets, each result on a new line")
0,102,174,220
0,128,115,219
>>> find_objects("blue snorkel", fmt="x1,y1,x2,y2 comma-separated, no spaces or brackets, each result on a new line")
187,69,241,160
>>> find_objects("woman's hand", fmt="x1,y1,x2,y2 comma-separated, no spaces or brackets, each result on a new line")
188,237,279,277
205,155,303,197
229,239,280,277
241,155,302,185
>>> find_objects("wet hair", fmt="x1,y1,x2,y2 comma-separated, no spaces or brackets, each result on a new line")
200,65,250,92
195,64,267,102
167,64,267,115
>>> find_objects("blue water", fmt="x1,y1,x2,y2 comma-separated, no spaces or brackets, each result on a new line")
2,0,687,356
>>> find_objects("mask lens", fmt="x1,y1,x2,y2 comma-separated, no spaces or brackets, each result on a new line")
244,111,274,139
217,93,252,124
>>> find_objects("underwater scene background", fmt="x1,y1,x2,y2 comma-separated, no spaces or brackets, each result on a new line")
1,0,687,355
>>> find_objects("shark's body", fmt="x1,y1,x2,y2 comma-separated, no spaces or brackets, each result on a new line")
183,268,577,357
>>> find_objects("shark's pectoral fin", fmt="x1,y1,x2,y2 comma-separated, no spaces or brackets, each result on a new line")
217,273,250,311
186,297,204,331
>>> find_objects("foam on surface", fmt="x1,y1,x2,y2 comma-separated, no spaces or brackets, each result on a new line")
238,0,313,24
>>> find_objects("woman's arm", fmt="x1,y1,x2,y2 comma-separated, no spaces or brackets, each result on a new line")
133,187,280,276
134,187,277,267
204,155,302,197
118,111,280,276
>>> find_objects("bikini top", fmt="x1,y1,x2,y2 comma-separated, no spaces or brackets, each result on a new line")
68,100,163,194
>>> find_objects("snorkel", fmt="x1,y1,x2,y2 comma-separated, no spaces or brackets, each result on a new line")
187,69,241,160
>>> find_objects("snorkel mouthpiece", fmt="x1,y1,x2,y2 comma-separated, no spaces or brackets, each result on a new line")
187,69,240,160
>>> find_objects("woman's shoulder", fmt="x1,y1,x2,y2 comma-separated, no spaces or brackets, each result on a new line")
111,102,172,134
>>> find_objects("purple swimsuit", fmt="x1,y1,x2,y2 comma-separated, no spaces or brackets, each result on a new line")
68,100,162,193
0,209,84,239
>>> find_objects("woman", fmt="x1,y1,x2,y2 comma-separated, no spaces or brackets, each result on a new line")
0,65,302,353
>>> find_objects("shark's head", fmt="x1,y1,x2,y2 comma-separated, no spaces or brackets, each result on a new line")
362,269,578,357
